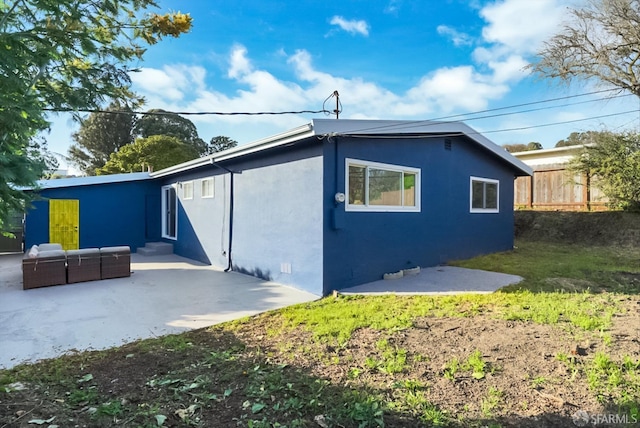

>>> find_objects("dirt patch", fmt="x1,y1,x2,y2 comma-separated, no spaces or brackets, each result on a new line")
515,211,640,247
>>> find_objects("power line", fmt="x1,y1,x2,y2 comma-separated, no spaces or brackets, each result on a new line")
336,88,629,134
341,109,640,140
37,87,639,136
40,87,624,119
42,107,331,116
480,109,640,135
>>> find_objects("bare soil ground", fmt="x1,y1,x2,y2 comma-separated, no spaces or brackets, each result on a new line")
1,211,639,427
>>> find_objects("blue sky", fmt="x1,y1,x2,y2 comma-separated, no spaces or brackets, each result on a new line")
47,0,640,170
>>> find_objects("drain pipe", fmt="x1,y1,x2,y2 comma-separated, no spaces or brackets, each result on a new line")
210,159,236,272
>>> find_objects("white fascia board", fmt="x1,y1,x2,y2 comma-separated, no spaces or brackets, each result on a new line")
151,123,314,178
30,172,152,190
213,124,315,162
512,144,592,158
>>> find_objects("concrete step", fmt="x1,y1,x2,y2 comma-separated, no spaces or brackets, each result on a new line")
137,242,174,256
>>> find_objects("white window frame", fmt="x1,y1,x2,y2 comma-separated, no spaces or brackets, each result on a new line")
161,184,178,240
201,177,214,199
182,181,193,200
470,176,500,213
345,158,421,212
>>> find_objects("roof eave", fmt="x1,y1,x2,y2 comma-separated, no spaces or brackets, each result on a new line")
151,123,315,178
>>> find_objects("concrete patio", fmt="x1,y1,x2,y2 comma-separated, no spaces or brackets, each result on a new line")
0,253,319,369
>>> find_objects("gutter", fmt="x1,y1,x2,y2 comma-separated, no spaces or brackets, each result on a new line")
209,159,237,272
150,123,314,178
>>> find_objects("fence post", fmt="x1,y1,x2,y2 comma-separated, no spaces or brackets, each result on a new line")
584,172,591,211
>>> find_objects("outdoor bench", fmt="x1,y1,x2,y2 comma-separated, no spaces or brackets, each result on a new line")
22,244,131,290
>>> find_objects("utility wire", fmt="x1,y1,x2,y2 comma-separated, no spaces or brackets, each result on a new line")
36,87,638,135
40,87,622,118
337,88,629,134
42,107,331,116
343,109,639,140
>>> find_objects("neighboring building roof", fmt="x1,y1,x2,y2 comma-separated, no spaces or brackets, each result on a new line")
152,119,533,177
512,144,589,167
33,172,152,190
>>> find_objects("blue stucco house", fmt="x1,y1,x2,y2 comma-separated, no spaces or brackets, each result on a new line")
25,119,532,296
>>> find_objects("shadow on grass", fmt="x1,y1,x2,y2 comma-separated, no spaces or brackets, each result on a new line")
1,328,637,428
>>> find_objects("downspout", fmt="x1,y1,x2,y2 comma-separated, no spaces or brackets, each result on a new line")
210,159,236,272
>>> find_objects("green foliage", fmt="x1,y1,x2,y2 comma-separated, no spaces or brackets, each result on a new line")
501,141,542,153
569,132,640,211
501,143,528,153
364,339,408,375
443,357,460,381
340,391,385,428
527,141,542,150
555,131,611,148
134,110,207,155
481,387,503,417
68,101,136,175
208,135,238,154
0,0,191,227
96,135,199,174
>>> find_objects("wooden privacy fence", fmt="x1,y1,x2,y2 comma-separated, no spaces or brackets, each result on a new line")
514,165,609,211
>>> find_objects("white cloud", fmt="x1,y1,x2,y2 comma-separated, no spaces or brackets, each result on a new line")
329,16,370,36
130,66,194,101
437,25,473,47
479,0,566,55
487,55,529,83
129,45,521,144
384,0,402,15
407,66,509,112
228,45,252,79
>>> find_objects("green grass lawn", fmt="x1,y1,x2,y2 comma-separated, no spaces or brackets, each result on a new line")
1,240,639,428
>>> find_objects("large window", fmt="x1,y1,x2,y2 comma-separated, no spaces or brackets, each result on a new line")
346,158,420,212
161,185,177,239
470,177,499,213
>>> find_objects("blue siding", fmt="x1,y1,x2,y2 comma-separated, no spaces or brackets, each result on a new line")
25,180,159,251
322,136,517,293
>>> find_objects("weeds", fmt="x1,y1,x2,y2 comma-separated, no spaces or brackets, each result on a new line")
481,387,503,417
364,339,408,375
443,350,493,381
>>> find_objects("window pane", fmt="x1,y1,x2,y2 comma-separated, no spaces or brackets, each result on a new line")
348,165,366,205
471,181,484,209
404,173,416,207
201,178,214,198
369,168,402,206
485,182,498,209
183,182,193,199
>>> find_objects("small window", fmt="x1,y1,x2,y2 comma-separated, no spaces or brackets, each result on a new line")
201,178,214,198
470,177,499,213
346,158,420,212
182,181,193,200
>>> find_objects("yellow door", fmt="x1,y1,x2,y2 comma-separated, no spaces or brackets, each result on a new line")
49,199,79,250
